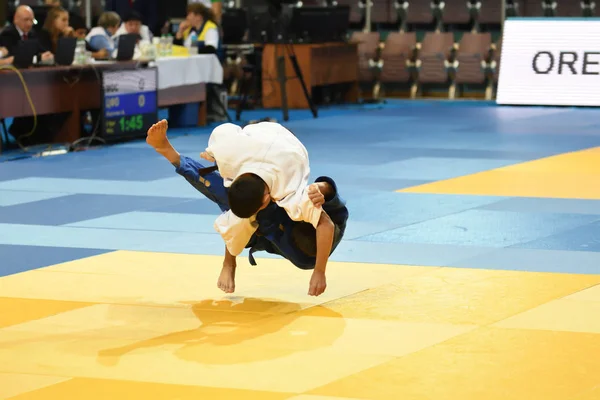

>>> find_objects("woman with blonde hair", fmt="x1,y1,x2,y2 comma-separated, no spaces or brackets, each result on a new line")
37,6,110,60
38,6,74,54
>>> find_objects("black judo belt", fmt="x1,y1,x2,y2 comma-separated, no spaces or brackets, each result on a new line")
198,165,218,176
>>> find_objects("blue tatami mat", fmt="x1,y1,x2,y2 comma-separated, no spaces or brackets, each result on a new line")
2,100,600,275
0,244,111,277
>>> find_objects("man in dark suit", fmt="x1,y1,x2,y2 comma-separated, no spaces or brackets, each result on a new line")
0,5,52,61
0,5,56,146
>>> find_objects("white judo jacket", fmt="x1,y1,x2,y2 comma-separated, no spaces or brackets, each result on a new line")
205,122,322,256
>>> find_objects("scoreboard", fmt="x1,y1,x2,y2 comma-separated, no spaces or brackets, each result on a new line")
102,68,158,141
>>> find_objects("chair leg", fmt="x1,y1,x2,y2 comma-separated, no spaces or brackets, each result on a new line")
485,81,493,100
372,80,381,100
448,82,457,99
410,82,418,99
0,118,9,150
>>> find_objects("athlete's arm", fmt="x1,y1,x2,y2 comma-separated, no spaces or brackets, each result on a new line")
309,210,334,296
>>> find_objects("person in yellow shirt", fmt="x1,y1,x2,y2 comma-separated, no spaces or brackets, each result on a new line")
173,3,219,54
188,0,222,22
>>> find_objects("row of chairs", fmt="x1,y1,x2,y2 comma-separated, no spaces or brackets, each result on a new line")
339,0,596,27
353,30,501,100
506,0,596,17
339,0,502,26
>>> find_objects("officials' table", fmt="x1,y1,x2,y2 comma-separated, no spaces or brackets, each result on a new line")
0,55,223,148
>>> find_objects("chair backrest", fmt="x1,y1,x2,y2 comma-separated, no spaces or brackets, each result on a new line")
382,31,417,57
335,0,363,23
457,32,491,56
522,0,544,16
371,0,393,23
351,31,381,56
420,32,454,56
556,0,586,16
405,0,435,24
478,0,503,23
442,0,471,23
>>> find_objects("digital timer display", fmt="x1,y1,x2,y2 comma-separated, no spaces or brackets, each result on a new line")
101,68,158,141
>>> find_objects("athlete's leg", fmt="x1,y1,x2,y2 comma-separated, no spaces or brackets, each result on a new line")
147,120,236,293
147,119,229,212
175,155,230,213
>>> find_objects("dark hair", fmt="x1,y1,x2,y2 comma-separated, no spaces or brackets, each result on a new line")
292,222,317,257
123,10,143,23
227,174,266,218
69,14,86,31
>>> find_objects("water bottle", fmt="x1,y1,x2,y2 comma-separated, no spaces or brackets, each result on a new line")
189,31,198,48
166,34,173,56
159,34,166,57
75,39,86,64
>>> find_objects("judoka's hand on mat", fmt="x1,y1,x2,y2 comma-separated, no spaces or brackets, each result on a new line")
308,270,327,296
308,184,325,207
200,152,216,163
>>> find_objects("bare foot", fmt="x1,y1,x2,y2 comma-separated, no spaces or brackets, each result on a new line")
217,263,236,293
146,119,170,150
146,119,179,164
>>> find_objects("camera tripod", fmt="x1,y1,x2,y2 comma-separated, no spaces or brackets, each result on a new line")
235,25,319,122
271,42,318,121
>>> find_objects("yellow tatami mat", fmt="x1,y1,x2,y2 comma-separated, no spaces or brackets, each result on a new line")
0,251,599,399
400,147,600,199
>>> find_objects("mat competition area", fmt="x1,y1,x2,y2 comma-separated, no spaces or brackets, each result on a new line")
0,101,599,399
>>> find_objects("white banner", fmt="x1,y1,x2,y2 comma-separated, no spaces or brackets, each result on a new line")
103,68,158,96
497,18,600,107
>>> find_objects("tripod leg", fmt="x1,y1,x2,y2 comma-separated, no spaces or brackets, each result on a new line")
210,85,232,123
276,54,290,122
236,67,251,121
286,47,318,119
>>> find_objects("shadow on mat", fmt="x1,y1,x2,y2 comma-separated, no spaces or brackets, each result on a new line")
97,297,346,365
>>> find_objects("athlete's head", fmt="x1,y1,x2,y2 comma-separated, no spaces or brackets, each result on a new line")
228,173,270,218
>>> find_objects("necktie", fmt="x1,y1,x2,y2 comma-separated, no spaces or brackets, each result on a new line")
22,33,27,40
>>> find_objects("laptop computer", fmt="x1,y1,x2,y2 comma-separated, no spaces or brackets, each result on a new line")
115,34,138,61
12,39,40,69
55,37,77,66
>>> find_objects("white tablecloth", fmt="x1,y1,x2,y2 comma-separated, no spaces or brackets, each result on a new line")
152,54,223,90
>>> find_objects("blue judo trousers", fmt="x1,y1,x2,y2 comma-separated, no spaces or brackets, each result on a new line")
174,155,349,269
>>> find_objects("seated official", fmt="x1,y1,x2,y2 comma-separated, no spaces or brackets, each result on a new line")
37,6,75,56
112,10,152,45
0,5,53,63
187,0,223,23
69,13,89,40
173,3,226,122
173,3,219,54
85,11,120,55
7,7,74,146
38,6,109,60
